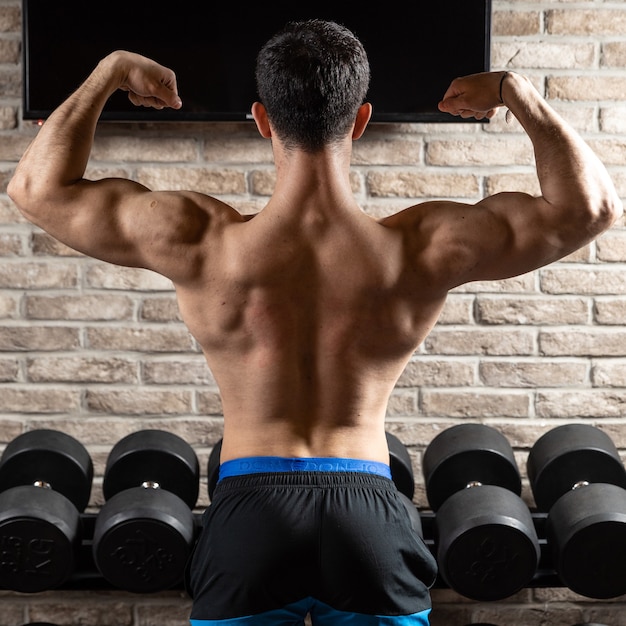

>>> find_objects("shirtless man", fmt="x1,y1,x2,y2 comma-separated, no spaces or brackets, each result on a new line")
8,18,622,626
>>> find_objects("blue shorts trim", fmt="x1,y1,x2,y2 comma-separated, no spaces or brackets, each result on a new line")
190,597,431,625
217,456,392,482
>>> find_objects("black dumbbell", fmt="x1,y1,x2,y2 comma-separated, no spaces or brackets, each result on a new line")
527,423,626,599
0,429,93,593
422,423,540,601
93,429,199,593
385,431,416,500
207,432,422,536
384,432,424,536
206,438,221,499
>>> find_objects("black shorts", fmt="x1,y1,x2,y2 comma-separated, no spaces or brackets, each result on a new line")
187,457,437,625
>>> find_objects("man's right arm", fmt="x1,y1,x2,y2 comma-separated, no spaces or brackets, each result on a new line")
407,71,623,288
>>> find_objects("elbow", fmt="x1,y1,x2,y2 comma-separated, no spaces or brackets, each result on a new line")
597,169,624,229
7,169,46,224
608,193,624,225
579,177,624,237
7,172,29,218
594,191,624,234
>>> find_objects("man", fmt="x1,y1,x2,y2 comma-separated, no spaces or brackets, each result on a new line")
8,18,622,626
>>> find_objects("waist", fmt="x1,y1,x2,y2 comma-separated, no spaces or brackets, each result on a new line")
218,456,392,482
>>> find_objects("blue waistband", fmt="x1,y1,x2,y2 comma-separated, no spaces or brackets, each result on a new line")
218,456,392,482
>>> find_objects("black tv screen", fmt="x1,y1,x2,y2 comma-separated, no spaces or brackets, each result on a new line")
22,1,492,123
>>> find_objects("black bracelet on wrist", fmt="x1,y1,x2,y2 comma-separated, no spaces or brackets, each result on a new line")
499,71,510,104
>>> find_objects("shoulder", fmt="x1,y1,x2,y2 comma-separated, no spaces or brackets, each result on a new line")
379,200,470,230
377,199,499,291
147,189,245,228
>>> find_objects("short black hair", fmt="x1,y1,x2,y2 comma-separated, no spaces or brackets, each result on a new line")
255,19,370,152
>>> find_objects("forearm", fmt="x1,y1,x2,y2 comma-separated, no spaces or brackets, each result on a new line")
9,51,181,225
501,72,622,234
9,54,124,209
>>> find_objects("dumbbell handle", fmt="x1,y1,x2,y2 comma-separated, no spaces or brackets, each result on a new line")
140,480,161,490
33,480,52,489
571,480,590,490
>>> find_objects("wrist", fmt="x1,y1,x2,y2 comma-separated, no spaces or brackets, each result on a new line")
96,51,130,92
499,71,512,105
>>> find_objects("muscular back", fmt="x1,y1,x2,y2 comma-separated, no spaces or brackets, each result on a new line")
174,196,448,463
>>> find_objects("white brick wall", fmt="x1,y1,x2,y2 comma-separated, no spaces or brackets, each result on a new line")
0,0,625,623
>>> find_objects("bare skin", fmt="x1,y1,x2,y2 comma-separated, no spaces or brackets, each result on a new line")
8,52,622,465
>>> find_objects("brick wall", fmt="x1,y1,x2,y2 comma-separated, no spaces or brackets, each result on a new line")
0,0,626,624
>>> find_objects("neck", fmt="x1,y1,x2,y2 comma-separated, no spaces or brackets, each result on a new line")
270,138,356,208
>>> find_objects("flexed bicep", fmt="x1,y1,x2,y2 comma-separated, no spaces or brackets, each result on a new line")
7,50,192,274
438,191,594,288
398,193,587,293
12,174,149,266
58,182,218,282
21,175,213,280
435,71,621,287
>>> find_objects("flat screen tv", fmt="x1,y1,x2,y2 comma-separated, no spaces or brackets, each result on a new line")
22,1,492,123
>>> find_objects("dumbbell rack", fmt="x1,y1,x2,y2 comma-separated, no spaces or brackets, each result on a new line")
58,510,563,592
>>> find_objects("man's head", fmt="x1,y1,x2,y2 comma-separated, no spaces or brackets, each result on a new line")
254,19,371,152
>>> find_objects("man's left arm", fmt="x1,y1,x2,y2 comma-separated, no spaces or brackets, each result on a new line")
8,51,184,267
